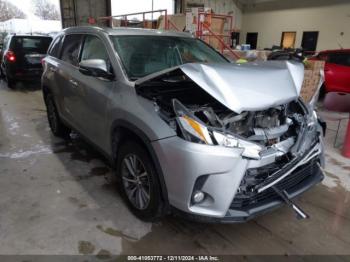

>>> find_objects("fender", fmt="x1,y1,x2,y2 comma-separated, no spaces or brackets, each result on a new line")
111,119,170,208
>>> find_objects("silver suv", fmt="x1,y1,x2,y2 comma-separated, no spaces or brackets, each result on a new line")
42,26,325,222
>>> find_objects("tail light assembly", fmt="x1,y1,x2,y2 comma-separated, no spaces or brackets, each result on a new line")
5,51,16,62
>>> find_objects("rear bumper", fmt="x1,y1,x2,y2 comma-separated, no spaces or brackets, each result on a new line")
6,67,43,81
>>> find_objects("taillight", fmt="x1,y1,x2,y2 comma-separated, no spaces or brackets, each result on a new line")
5,51,16,62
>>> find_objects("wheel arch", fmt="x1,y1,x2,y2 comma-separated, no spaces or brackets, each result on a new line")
111,120,170,209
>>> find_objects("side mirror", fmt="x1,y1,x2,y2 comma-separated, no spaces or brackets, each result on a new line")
79,59,114,80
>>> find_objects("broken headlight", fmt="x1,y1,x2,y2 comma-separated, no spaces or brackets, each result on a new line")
308,110,318,127
173,99,263,159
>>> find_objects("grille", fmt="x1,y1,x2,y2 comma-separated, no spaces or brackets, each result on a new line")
230,160,319,210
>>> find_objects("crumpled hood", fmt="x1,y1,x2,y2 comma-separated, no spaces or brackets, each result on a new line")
136,61,304,113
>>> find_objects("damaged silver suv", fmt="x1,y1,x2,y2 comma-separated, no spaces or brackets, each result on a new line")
42,26,325,222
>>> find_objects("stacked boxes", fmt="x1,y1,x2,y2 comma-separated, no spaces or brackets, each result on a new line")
300,60,325,102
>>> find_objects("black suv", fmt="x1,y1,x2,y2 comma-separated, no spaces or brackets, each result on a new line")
0,34,52,88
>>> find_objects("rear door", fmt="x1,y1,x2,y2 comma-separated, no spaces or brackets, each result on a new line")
10,36,52,74
55,34,84,129
325,52,350,93
44,34,63,105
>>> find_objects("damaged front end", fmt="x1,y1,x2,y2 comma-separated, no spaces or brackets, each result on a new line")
136,61,325,221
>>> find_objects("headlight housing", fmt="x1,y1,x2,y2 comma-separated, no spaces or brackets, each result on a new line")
173,99,263,159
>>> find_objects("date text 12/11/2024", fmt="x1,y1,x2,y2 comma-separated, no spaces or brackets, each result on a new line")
127,256,220,261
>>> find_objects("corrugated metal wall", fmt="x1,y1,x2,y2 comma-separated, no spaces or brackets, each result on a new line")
59,0,111,28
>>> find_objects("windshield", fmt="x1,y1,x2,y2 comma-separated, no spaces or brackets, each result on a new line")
109,35,228,79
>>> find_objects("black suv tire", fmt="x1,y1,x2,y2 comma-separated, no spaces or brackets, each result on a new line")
45,93,71,137
116,140,164,221
5,75,16,89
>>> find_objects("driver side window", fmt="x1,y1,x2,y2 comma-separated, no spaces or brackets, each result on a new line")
81,35,113,73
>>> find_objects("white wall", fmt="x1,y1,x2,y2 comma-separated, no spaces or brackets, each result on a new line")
240,0,350,51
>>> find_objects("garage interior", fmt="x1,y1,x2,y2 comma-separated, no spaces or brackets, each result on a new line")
0,0,350,257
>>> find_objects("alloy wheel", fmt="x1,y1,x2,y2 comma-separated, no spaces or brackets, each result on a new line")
121,154,151,210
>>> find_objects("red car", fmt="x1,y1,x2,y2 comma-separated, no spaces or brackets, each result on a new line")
309,49,350,94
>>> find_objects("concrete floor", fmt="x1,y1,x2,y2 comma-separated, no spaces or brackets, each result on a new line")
0,80,349,255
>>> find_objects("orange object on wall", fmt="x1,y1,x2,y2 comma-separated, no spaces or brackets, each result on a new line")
88,17,96,24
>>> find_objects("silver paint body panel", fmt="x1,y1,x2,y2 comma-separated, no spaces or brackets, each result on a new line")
42,27,324,219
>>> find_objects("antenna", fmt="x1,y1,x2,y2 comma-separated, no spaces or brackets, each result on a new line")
337,41,343,49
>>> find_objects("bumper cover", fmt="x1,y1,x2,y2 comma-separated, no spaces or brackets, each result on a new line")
7,67,43,80
153,135,324,221
174,159,323,223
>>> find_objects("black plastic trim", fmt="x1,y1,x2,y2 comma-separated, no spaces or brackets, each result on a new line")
172,163,324,224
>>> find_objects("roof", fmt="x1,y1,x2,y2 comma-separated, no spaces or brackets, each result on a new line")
319,49,350,54
63,26,193,38
8,34,52,38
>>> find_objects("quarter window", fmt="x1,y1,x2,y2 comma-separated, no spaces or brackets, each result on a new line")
60,34,83,66
49,35,62,58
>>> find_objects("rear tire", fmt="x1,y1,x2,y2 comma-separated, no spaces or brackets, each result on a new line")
45,93,71,138
116,140,164,221
5,75,16,89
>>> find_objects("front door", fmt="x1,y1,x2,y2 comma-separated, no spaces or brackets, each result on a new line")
326,52,350,93
74,34,114,146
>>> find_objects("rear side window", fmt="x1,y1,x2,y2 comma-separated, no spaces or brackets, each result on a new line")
328,53,350,67
48,35,62,58
60,34,83,66
11,37,52,53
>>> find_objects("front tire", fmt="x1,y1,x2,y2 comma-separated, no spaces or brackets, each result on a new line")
45,93,71,138
116,140,164,221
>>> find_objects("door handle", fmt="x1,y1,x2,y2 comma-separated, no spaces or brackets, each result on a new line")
69,79,78,87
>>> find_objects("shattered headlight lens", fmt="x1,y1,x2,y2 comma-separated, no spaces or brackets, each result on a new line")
173,99,262,159
213,131,262,159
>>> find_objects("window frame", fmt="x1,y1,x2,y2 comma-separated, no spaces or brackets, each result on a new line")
59,33,84,67
79,34,110,63
79,34,115,76
48,35,63,58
